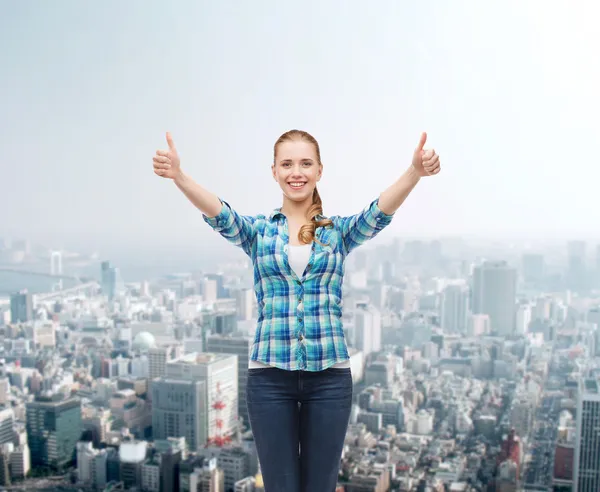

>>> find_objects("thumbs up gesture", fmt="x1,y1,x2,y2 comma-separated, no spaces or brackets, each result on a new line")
411,132,440,177
153,132,182,180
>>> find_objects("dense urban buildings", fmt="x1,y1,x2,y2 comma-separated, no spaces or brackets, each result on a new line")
0,235,599,491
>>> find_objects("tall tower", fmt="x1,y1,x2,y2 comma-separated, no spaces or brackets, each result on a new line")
472,261,517,336
50,251,63,290
440,284,469,334
207,381,231,447
567,241,587,291
574,377,600,491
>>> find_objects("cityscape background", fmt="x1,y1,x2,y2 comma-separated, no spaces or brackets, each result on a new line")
1,1,599,492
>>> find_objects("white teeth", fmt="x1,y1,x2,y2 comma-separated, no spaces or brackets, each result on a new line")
290,182,305,188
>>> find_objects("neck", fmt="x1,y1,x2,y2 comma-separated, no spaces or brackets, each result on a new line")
281,194,313,221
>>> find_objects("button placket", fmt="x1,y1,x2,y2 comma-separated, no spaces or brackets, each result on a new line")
296,283,304,342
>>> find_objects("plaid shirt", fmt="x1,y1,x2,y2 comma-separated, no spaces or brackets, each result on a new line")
203,198,394,371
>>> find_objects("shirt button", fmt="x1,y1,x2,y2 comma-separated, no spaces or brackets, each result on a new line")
298,334,304,341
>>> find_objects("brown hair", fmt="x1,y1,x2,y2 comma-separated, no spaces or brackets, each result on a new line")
274,129,333,244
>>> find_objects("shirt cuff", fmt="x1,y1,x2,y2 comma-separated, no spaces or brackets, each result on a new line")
371,198,395,222
202,198,232,231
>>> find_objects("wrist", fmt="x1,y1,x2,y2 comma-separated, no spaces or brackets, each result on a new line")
406,164,422,181
173,169,186,185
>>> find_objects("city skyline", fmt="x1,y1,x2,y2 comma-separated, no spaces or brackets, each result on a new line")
2,2,600,490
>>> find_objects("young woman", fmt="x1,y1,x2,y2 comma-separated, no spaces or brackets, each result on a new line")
152,129,440,491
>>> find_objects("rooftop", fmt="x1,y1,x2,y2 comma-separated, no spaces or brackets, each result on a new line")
584,378,599,394
172,352,235,365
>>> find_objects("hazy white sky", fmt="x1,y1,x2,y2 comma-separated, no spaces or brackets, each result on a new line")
1,0,599,258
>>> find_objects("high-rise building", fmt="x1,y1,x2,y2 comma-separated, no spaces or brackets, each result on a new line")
100,261,125,300
0,408,14,445
151,378,206,450
26,395,82,470
218,447,251,491
148,345,183,380
206,273,227,298
10,290,33,324
211,311,238,336
233,288,254,321
515,302,532,335
119,441,147,489
574,377,600,491
354,304,381,356
152,352,238,449
206,333,252,427
567,241,587,291
472,261,517,336
440,285,469,334
202,278,218,303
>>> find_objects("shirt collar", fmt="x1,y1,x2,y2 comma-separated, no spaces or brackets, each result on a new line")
268,208,326,222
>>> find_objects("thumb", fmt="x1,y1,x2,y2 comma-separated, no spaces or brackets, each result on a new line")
416,132,427,151
166,132,176,150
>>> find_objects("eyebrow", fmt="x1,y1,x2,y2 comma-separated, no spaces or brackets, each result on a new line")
280,158,314,164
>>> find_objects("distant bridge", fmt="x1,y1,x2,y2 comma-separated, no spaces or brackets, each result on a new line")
0,267,94,283
34,281,100,301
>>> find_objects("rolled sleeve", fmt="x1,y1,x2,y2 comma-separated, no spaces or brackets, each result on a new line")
202,199,257,257
367,198,395,226
202,199,233,232
335,198,395,255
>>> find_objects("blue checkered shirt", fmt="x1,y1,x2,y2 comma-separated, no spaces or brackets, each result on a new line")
203,198,394,371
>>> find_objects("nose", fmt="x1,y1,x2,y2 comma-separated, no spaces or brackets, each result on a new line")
290,166,304,177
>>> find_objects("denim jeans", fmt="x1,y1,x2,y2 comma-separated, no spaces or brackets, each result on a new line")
246,366,353,492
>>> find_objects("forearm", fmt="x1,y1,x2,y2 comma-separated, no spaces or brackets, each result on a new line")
173,171,222,217
378,165,421,215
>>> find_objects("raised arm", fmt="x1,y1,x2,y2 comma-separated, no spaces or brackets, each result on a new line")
336,132,441,255
153,132,222,217
153,132,257,256
378,132,441,215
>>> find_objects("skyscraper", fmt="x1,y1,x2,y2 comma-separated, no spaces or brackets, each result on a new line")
151,352,238,449
567,241,587,291
574,377,600,491
440,285,469,334
10,290,33,324
206,333,252,427
26,395,82,470
472,261,517,336
151,378,206,450
100,261,124,300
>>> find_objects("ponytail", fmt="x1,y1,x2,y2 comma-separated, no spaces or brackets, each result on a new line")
298,188,333,245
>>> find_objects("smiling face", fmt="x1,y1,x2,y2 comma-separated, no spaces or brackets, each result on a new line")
272,139,322,204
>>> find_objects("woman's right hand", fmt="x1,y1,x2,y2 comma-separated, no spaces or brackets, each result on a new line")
153,132,182,180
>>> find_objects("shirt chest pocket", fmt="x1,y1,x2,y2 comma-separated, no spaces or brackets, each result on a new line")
312,241,343,273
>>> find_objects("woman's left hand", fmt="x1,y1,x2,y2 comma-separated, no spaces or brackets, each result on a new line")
411,132,441,177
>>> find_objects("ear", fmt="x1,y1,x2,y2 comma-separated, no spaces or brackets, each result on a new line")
317,163,323,182
271,164,277,181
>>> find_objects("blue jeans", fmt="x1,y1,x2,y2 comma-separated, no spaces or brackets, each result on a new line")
246,366,353,492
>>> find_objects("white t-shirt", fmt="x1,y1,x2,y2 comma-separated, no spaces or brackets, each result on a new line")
248,243,351,370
